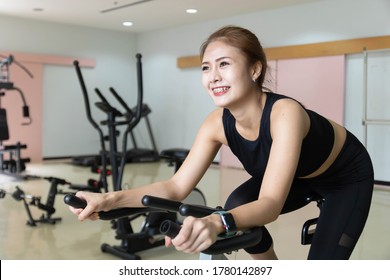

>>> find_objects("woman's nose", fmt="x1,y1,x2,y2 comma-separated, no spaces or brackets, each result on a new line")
210,69,221,83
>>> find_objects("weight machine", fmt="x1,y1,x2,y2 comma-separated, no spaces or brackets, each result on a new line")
0,54,33,178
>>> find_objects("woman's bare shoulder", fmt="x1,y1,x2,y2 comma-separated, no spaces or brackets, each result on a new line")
201,108,226,144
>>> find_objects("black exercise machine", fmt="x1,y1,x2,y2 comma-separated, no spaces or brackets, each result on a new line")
0,176,73,226
0,54,33,179
301,193,324,245
74,53,158,192
64,190,323,257
70,60,113,193
108,87,159,164
159,148,189,172
71,76,159,167
64,193,261,260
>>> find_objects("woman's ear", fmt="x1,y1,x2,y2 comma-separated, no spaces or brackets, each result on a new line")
252,61,262,81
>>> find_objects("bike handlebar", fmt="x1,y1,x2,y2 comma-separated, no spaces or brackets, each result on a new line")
63,194,262,256
63,194,164,220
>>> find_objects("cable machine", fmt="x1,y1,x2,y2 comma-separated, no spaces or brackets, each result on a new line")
0,54,33,178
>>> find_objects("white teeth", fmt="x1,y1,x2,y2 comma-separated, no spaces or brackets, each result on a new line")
213,87,229,93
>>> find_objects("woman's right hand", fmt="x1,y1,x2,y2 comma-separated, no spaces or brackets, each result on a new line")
68,191,111,221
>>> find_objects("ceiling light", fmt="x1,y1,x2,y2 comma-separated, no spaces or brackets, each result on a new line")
122,21,133,27
186,9,198,14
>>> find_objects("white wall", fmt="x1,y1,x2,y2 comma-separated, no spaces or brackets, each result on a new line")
345,50,390,182
137,0,390,152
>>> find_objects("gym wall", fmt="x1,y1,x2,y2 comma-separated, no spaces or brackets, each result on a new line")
0,0,389,182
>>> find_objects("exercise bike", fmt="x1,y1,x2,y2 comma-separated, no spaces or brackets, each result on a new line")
64,193,262,260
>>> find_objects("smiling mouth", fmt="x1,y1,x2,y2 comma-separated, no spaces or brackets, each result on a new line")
212,86,230,96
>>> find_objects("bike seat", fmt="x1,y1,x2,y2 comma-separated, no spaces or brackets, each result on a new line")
160,148,190,161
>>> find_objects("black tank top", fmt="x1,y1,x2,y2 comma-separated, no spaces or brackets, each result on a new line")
222,92,334,178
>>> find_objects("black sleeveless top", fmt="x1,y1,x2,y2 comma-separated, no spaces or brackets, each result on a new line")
222,92,334,178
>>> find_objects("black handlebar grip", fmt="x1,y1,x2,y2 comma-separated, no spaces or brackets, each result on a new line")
202,227,263,255
179,204,218,218
141,195,182,212
160,220,181,238
64,194,87,209
64,193,153,220
159,221,263,256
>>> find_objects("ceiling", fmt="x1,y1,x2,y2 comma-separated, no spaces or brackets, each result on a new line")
0,0,320,33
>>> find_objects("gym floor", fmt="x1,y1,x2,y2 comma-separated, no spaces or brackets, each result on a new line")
0,159,389,260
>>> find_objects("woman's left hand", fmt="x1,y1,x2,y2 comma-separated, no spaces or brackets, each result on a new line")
167,215,223,254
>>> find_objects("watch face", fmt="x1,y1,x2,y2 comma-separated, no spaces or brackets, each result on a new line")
214,211,237,238
222,212,237,232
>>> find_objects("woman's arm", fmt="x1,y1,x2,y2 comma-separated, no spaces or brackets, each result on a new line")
71,109,224,221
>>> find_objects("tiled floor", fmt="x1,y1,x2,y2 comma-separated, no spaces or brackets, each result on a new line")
0,160,389,260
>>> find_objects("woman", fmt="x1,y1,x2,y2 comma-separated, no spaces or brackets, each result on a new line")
69,26,374,260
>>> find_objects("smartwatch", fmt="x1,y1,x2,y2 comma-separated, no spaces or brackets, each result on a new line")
213,211,237,237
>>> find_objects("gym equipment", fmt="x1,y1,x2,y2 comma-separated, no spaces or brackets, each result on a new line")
64,175,324,258
71,60,114,193
63,188,205,260
0,176,73,226
93,86,160,181
64,193,262,260
160,148,189,172
0,54,33,179
74,54,161,191
97,153,205,260
0,142,30,174
301,193,324,245
72,54,158,192
108,87,160,164
72,75,159,167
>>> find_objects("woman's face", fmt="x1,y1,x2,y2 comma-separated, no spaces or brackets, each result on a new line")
201,40,257,108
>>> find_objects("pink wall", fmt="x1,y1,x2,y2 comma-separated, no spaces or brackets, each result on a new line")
276,55,345,125
2,62,43,163
220,55,345,168
1,51,95,162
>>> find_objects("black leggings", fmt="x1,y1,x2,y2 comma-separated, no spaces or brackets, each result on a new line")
224,131,374,259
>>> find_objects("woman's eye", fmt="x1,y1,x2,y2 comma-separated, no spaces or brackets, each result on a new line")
220,61,229,67
201,65,209,71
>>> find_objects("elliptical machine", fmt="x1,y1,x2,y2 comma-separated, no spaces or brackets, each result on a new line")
72,61,112,193
73,54,206,260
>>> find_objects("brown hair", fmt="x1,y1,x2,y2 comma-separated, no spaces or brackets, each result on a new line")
200,25,268,90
